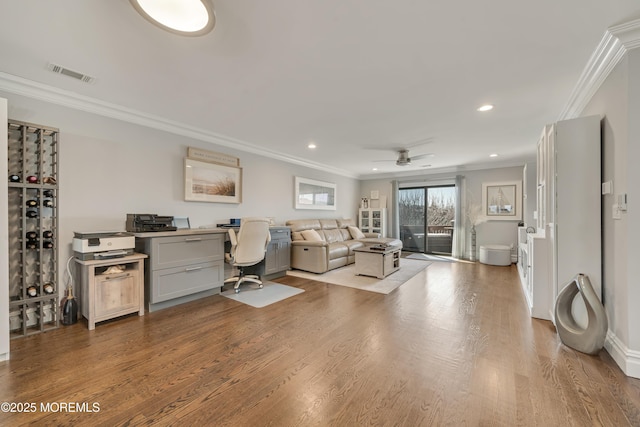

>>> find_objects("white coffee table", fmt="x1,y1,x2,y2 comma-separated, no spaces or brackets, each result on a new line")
354,246,401,279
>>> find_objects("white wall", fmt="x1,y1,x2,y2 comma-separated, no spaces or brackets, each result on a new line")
1,98,9,361
360,166,524,259
581,50,640,377
0,91,360,303
627,50,640,354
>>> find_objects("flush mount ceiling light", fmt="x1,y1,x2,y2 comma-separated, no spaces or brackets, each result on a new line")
477,104,494,112
130,0,215,36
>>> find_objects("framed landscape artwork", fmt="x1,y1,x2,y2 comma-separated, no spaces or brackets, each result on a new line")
294,177,336,210
482,181,522,221
184,158,242,203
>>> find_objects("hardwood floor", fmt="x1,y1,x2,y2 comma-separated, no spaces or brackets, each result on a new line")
2,261,640,426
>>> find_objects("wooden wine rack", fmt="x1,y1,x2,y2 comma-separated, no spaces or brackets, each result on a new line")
7,120,60,338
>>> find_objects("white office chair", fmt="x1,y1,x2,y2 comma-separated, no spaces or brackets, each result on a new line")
224,217,271,293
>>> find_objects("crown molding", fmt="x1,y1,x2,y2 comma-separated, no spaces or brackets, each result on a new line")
0,71,358,179
559,18,640,120
359,158,528,181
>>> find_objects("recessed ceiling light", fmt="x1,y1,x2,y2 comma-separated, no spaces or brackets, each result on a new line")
307,142,316,149
130,0,215,36
489,153,499,158
372,167,378,171
477,104,494,112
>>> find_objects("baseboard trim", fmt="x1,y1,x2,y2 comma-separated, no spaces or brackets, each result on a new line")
605,331,640,379
0,352,9,362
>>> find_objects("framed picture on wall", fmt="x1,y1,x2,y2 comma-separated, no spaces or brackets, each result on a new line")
184,158,242,203
294,177,337,210
482,181,522,220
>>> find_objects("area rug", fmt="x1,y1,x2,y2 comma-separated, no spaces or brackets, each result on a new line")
285,259,431,294
406,253,457,262
220,282,304,308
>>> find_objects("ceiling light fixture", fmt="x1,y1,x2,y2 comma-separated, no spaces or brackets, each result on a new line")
477,104,494,112
308,142,317,149
130,0,215,36
489,153,499,158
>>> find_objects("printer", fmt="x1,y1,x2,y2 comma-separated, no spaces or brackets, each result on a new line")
73,231,135,260
126,214,177,233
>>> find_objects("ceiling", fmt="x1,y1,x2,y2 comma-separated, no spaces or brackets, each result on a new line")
1,1,639,179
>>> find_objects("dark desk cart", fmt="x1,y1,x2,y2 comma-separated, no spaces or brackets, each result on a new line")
7,120,60,337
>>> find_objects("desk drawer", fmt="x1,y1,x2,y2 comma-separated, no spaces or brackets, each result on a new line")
150,260,223,303
151,234,223,270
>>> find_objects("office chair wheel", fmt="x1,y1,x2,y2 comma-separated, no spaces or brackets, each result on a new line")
259,284,263,289
235,288,240,294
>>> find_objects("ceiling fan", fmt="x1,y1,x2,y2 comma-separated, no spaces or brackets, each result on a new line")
372,138,435,167
392,149,433,166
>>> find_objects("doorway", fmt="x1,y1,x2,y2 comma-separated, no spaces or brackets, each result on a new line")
399,185,456,254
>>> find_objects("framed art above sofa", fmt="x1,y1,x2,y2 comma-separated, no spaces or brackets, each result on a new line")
294,176,336,210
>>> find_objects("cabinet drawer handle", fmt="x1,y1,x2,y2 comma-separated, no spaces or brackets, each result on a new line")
104,273,131,280
185,238,202,242
185,266,202,272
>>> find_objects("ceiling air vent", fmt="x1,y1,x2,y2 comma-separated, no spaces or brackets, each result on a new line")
47,63,95,83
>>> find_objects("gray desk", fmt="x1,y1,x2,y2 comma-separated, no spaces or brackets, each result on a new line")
134,227,291,312
134,229,226,312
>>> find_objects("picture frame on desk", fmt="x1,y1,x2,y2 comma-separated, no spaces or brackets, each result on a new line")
184,158,242,203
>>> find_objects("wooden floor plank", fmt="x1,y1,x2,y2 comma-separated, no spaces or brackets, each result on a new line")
1,261,640,426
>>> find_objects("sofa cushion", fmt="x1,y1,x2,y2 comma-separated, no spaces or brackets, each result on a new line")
348,226,365,239
291,231,304,241
323,228,345,243
287,219,321,233
301,229,323,241
319,219,339,230
342,239,365,254
328,243,349,259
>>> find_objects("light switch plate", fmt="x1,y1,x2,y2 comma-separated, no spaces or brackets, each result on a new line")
613,203,621,220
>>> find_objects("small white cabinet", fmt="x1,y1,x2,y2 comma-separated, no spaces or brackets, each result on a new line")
359,208,387,237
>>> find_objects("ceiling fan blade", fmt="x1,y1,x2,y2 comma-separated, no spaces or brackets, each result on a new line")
394,137,435,151
410,153,435,161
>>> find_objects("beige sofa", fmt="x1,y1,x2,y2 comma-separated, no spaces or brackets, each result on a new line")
285,218,402,274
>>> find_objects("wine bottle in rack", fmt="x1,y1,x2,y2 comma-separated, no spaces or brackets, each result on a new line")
43,282,54,294
43,189,54,198
43,199,53,208
25,231,38,239
26,210,38,218
26,240,39,250
9,174,20,182
42,230,53,239
26,175,38,184
43,241,54,249
27,285,38,297
25,199,38,207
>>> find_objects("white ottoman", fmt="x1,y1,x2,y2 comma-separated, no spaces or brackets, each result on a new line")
479,244,511,266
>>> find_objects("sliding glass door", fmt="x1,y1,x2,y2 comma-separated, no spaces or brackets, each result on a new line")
399,185,456,254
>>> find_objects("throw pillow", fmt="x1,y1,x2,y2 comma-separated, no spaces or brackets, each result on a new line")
301,229,323,241
348,226,366,239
